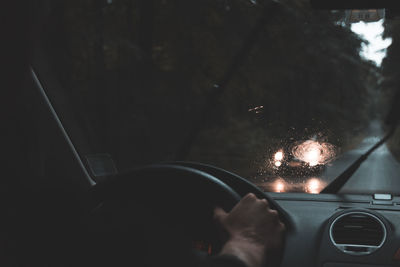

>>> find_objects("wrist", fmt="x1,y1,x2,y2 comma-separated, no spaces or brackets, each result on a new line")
220,237,267,267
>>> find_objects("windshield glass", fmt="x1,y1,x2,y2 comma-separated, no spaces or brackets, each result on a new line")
35,0,400,194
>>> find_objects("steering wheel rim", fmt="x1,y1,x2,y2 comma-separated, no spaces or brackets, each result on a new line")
88,165,244,264
163,161,293,230
89,164,287,267
92,164,241,208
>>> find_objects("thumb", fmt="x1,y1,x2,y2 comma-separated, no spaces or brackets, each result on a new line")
214,206,228,223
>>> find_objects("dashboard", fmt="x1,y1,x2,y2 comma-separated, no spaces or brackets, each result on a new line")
89,163,400,267
268,192,400,267
163,162,400,266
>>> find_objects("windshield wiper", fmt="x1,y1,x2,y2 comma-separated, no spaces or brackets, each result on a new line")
322,87,400,194
321,126,396,194
174,1,281,160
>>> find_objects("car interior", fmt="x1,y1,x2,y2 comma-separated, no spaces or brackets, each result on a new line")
3,0,400,266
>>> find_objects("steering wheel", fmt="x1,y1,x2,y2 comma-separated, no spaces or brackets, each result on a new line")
164,161,293,228
88,164,288,267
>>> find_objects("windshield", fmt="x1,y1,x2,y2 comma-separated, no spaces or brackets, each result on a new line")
35,0,400,194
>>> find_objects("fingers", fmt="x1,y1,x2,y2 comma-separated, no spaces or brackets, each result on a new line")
241,193,270,211
243,192,257,200
218,193,283,227
243,193,269,204
242,194,284,227
269,209,278,217
279,221,286,232
214,206,228,223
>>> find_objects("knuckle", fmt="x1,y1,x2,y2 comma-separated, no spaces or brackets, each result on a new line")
279,222,286,232
213,214,221,224
269,209,279,217
245,193,257,201
248,193,257,199
213,212,219,220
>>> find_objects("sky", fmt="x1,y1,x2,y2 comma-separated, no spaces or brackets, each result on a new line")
350,19,392,66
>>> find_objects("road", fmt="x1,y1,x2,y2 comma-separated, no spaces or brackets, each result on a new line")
322,121,400,194
256,121,400,194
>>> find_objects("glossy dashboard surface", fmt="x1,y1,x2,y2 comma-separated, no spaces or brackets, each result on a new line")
267,193,400,267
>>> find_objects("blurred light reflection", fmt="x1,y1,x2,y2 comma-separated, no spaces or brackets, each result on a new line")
259,177,326,194
274,179,286,193
292,140,336,166
305,178,325,194
274,151,284,161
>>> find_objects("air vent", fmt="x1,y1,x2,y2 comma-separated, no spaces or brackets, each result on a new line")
329,212,386,255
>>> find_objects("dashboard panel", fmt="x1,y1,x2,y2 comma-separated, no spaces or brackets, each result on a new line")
268,193,400,267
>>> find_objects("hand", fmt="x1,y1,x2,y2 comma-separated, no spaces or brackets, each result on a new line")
214,193,285,267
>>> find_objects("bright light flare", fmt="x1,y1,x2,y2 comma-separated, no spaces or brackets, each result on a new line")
292,140,336,167
274,180,285,192
274,151,284,161
304,148,320,166
273,150,284,168
306,178,325,194
274,161,282,167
